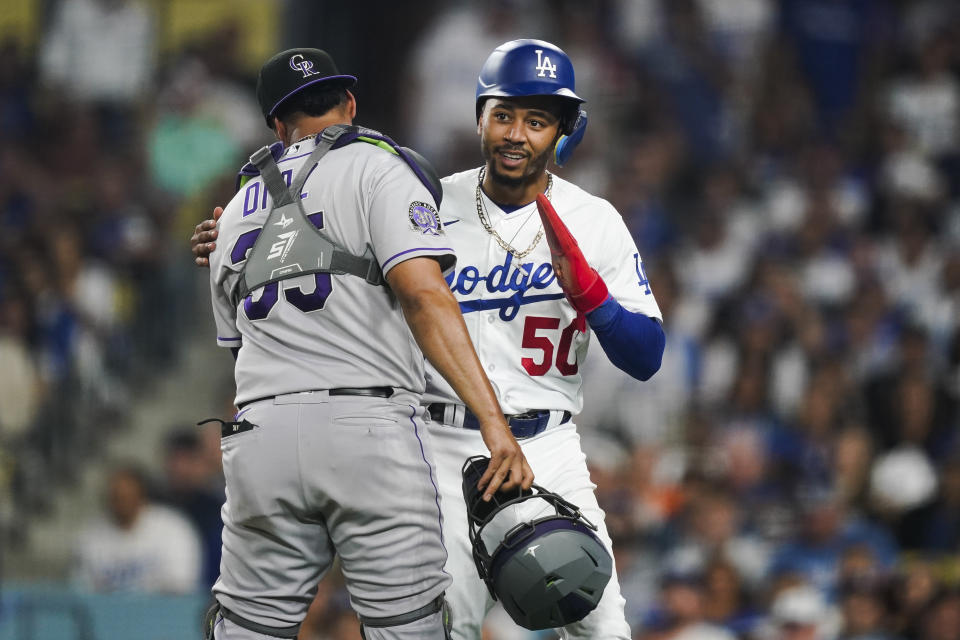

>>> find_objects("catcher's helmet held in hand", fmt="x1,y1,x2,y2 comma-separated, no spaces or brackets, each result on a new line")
475,39,588,166
462,456,612,630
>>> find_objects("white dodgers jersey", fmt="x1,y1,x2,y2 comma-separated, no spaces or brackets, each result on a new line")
423,168,661,415
210,137,454,405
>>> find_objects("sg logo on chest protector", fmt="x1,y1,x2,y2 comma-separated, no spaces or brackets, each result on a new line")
268,231,299,262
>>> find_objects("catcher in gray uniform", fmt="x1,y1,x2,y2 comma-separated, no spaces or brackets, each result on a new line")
203,48,532,640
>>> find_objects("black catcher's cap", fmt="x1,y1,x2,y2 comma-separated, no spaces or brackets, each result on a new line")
256,48,357,127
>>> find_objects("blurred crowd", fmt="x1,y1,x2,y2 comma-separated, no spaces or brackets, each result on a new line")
0,0,268,544
73,426,222,595
1,0,959,639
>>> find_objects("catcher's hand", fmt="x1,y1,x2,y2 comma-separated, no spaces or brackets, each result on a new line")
191,206,223,267
535,194,608,315
477,418,534,501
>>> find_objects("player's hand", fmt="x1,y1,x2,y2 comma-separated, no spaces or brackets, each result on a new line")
191,206,224,267
477,420,534,501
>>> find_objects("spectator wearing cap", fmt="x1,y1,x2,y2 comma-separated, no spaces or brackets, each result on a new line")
761,584,840,640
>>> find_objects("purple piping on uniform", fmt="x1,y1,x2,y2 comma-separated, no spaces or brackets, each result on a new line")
298,162,319,187
218,336,242,342
277,150,318,164
382,247,454,271
409,405,451,573
234,407,251,421
268,75,357,116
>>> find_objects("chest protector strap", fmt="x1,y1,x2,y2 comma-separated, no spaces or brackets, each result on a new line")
232,125,384,307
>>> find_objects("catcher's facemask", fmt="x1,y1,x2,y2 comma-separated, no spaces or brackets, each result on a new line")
460,456,613,630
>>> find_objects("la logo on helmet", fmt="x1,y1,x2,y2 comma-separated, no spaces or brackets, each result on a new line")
289,54,320,78
534,50,557,78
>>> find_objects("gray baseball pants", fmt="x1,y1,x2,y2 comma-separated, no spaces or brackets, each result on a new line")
211,390,451,639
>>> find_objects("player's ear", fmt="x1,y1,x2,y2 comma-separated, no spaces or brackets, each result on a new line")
476,99,487,136
344,90,357,121
273,118,287,143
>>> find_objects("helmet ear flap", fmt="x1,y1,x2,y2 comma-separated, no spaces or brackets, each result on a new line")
554,109,587,167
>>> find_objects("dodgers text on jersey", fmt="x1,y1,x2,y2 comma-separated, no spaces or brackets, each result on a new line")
445,252,564,321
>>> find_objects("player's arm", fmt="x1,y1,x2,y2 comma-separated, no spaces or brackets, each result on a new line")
536,195,664,380
386,256,534,500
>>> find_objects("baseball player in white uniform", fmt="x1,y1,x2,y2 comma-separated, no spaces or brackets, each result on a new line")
421,41,664,640
426,174,660,640
193,41,663,639
202,48,532,640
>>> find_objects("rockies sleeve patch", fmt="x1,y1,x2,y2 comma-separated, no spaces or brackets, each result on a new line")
409,201,443,235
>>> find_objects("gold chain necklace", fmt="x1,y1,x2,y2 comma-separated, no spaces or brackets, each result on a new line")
292,133,318,145
475,167,552,259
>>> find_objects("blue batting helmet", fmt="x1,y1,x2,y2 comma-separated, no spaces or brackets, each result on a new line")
475,39,588,166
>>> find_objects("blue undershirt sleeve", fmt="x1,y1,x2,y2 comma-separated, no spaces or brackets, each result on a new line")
585,296,665,381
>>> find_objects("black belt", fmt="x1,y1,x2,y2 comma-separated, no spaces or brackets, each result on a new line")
427,404,571,439
236,386,393,410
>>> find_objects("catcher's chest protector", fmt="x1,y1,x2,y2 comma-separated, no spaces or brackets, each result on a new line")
232,124,441,307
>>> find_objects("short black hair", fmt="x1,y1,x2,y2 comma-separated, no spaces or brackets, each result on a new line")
273,84,349,128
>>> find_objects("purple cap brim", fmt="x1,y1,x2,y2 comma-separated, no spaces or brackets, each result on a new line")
268,74,358,116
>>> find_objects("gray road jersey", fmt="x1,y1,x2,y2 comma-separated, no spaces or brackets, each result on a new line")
210,136,454,405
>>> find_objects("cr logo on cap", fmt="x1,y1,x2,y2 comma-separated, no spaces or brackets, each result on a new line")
289,54,320,79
